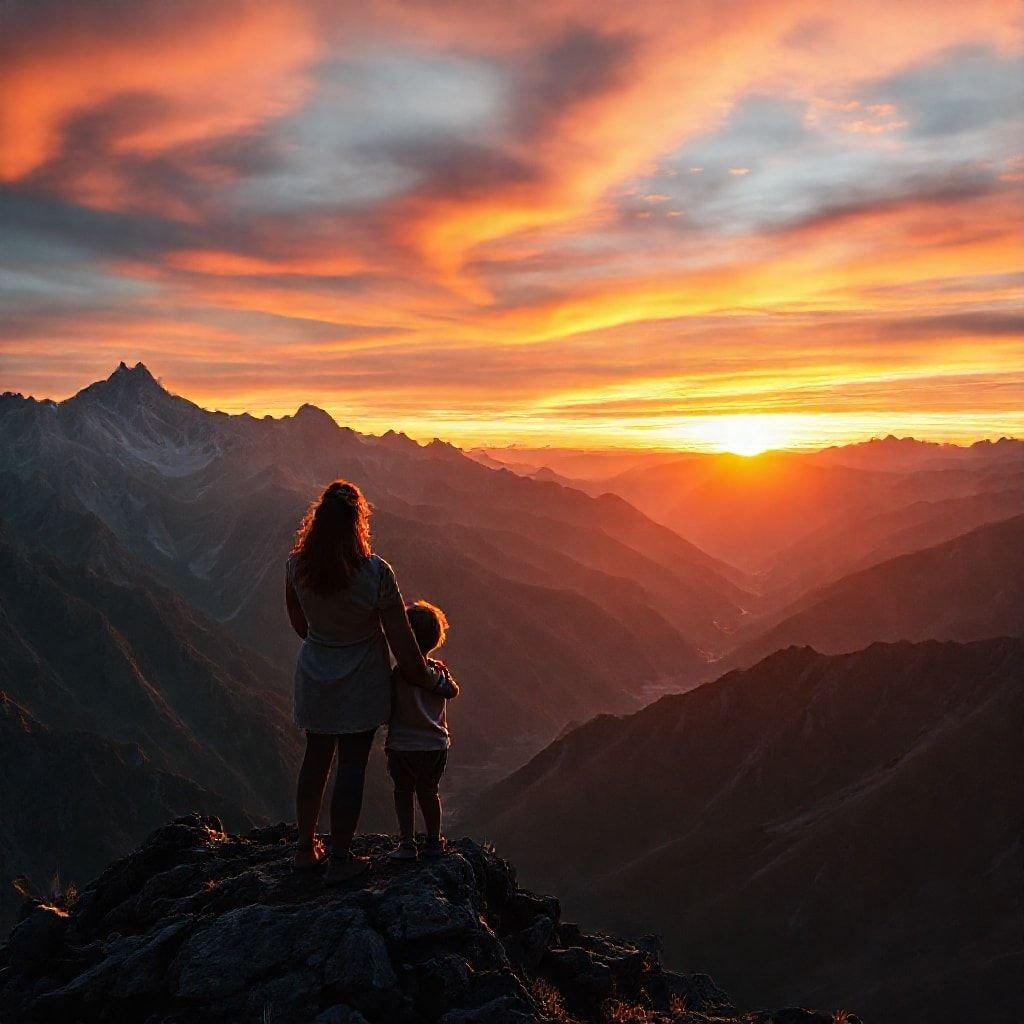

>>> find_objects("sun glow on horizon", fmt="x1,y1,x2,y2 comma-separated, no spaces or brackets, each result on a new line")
671,414,805,456
129,378,1024,453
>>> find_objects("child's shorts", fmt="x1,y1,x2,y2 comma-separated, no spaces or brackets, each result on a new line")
386,748,448,792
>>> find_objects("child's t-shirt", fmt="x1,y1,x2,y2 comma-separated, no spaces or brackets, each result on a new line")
386,659,457,752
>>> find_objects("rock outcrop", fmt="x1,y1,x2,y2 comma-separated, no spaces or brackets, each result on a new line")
0,816,850,1024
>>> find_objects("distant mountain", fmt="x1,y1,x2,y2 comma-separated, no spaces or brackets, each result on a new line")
585,449,1016,571
471,437,1024,484
766,486,1024,600
0,693,248,932
807,434,1024,472
724,515,1024,671
464,637,1023,1023
467,446,687,481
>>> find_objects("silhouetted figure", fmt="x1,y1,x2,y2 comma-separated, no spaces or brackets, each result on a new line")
385,601,460,861
285,480,430,880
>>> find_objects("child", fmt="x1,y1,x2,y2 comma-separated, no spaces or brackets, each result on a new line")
386,600,460,860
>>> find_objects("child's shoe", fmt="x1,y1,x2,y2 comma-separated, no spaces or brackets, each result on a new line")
421,836,446,860
387,839,418,862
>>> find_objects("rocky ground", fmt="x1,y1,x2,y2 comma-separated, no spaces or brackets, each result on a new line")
0,815,856,1024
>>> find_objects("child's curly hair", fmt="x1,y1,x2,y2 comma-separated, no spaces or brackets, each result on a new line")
406,601,448,654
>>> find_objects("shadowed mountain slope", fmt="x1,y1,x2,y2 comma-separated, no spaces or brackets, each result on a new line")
465,638,1023,1024
0,529,298,819
724,514,1024,672
0,694,249,932
764,486,1024,600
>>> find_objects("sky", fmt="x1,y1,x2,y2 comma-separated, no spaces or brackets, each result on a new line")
1,0,1022,452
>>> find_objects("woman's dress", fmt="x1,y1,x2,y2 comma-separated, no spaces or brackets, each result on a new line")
287,553,404,734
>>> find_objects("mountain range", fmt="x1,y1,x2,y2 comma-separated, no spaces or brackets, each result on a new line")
474,439,1023,582
0,363,748,737
464,637,1023,1023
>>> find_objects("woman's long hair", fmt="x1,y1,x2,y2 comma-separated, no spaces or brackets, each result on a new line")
291,480,372,593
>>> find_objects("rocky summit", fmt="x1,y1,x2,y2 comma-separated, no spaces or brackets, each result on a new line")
0,816,850,1024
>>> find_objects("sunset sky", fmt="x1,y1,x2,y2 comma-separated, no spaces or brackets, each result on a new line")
1,0,1022,451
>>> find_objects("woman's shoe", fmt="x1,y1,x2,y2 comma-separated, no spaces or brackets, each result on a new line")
387,839,418,862
421,836,446,860
325,852,369,884
292,836,326,871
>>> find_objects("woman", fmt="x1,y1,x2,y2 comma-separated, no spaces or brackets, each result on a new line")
285,479,428,879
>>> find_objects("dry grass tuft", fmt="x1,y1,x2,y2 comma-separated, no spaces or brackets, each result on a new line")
12,876,34,902
603,999,659,1022
48,871,78,909
531,978,581,1023
668,993,689,1016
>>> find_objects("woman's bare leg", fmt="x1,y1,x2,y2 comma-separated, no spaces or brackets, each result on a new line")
329,729,376,857
296,732,336,856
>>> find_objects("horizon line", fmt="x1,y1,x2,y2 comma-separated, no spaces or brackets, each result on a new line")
5,360,1022,457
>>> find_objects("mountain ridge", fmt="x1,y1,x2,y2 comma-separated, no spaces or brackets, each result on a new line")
720,513,1024,672
463,636,1023,1023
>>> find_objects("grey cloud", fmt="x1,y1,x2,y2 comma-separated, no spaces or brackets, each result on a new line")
515,25,638,136
867,45,1024,139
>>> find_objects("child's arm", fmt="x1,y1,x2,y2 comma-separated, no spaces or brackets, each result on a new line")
429,660,460,699
392,656,460,698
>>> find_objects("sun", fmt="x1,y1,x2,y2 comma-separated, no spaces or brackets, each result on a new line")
696,415,795,456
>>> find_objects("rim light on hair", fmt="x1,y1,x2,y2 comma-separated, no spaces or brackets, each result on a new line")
291,480,372,593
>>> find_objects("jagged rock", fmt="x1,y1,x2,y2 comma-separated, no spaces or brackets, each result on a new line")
5,903,68,961
538,945,615,1018
651,970,736,1015
315,1007,370,1024
0,816,851,1023
750,1011,837,1024
503,892,560,933
502,913,556,973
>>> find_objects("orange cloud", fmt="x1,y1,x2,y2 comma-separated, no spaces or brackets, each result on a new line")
0,1,318,186
378,0,1023,279
164,250,370,277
